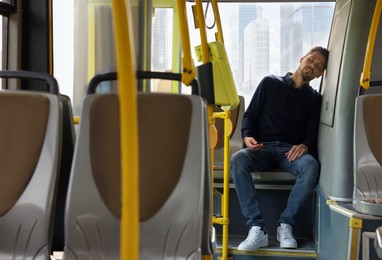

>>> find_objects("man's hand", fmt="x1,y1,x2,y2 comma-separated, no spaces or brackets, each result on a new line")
286,144,308,161
244,137,264,150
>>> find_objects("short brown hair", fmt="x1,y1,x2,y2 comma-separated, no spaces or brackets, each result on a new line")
305,46,329,69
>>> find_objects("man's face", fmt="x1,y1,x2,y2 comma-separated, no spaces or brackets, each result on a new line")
298,52,327,82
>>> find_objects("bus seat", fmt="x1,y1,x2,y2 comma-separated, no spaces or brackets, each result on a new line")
0,91,61,259
63,94,120,260
52,94,76,251
353,94,382,216
63,93,211,259
139,93,212,258
358,81,382,95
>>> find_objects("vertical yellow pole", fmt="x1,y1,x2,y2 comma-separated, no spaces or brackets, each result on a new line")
360,0,382,89
213,111,232,260
222,111,232,260
112,0,139,259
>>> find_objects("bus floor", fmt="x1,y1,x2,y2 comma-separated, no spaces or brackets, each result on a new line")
213,235,316,259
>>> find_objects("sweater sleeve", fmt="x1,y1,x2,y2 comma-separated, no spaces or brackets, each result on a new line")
241,77,267,139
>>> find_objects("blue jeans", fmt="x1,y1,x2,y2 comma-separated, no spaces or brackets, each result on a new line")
230,141,319,228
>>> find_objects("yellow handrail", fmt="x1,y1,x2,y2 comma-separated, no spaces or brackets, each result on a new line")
195,0,211,64
111,0,139,259
360,0,382,89
177,0,197,86
213,111,232,260
211,0,224,44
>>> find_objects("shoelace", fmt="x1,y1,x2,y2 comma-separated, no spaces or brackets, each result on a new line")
280,227,293,239
248,229,264,241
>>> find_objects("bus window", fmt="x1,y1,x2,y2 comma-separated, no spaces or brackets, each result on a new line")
151,8,173,93
150,5,193,95
0,0,18,89
186,2,335,107
0,0,16,89
53,0,74,104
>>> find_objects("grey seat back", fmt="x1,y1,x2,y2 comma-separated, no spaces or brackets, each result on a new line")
64,93,210,259
63,94,120,260
0,91,61,259
353,94,382,215
139,93,211,259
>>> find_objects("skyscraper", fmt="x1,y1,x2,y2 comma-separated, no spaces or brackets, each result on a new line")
238,5,263,85
152,9,173,72
243,17,270,97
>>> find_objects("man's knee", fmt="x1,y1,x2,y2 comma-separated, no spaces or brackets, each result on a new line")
230,149,252,177
298,155,320,182
230,149,248,165
299,155,319,170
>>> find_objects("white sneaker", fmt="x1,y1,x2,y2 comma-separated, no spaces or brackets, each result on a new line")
277,223,297,248
238,226,268,251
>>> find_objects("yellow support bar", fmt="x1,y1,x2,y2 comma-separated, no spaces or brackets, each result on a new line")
360,0,382,89
349,218,363,229
176,0,196,86
172,6,181,93
213,216,229,225
214,111,233,260
211,0,224,44
214,111,228,119
348,218,362,260
220,111,233,260
112,0,139,259
195,0,211,64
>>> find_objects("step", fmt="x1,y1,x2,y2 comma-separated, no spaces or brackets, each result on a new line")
214,235,317,259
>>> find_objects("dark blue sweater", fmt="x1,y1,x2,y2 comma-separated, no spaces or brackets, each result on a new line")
241,73,322,156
